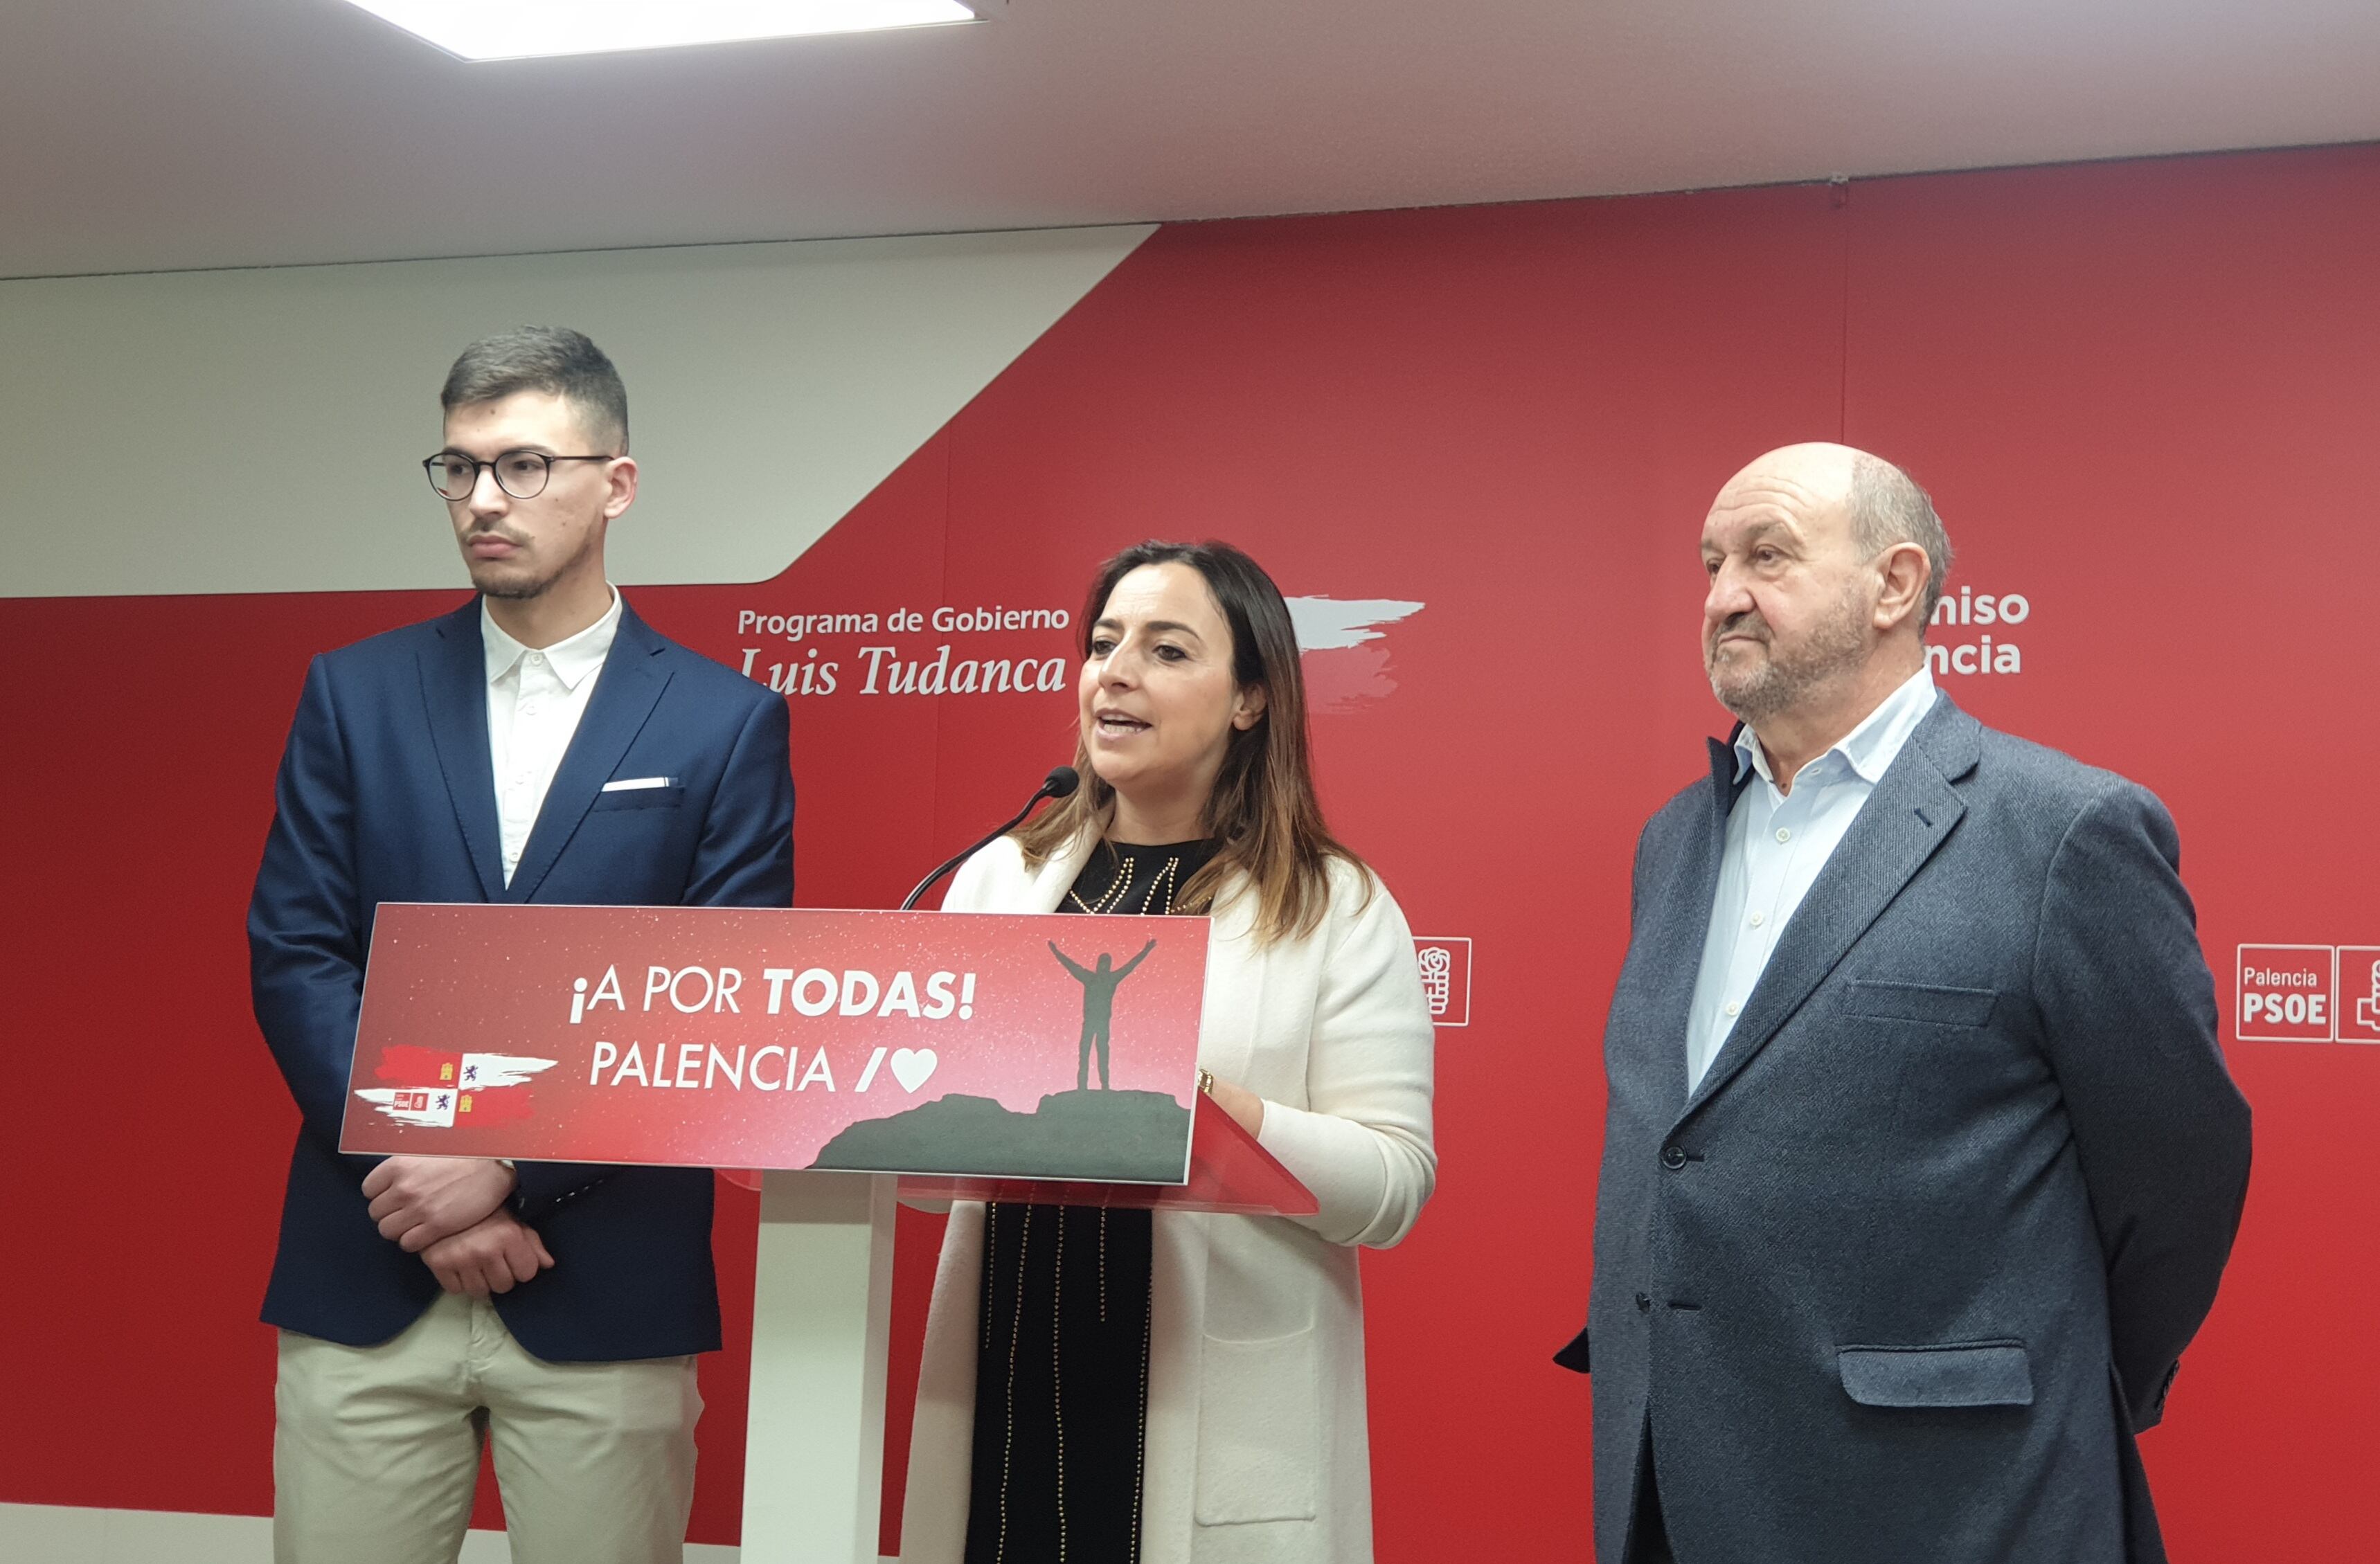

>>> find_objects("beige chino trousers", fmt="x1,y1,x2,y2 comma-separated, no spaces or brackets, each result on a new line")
274,1291,701,1564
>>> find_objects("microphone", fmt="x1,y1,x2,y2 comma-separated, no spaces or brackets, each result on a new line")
900,766,1080,911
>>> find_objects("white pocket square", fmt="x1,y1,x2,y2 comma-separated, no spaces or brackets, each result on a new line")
601,775,676,792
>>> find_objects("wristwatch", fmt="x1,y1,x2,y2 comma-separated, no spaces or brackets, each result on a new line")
1197,1068,1215,1096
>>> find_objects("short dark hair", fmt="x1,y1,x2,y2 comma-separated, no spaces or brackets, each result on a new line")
1849,453,1954,631
440,326,629,452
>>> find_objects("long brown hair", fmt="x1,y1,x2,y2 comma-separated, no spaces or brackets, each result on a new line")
1013,540,1366,943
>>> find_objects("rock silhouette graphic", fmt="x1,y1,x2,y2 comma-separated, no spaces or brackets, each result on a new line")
808,1088,1191,1182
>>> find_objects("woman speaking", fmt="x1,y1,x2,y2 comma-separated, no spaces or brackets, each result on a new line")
900,541,1437,1564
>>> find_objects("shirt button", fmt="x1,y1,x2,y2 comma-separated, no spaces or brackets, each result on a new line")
1748,912,1764,928
1775,827,1791,843
1723,1001,1740,1018
1661,1144,1688,1171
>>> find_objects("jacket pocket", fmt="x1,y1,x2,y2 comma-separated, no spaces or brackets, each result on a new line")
1843,980,1997,1027
1194,1329,1321,1526
1838,1341,2034,1408
590,784,686,813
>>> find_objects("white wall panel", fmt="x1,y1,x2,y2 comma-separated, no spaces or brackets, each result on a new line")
0,227,1151,598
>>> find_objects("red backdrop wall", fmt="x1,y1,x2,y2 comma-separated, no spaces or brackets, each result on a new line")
3,143,2376,1558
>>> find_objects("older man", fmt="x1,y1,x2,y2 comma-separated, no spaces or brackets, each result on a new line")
1559,444,2251,1563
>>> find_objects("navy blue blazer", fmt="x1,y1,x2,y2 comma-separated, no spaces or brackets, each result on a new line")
249,597,794,1361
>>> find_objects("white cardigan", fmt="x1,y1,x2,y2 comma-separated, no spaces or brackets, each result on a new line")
897,833,1437,1564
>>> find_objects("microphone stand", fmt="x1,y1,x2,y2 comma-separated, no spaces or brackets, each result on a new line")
900,767,1080,910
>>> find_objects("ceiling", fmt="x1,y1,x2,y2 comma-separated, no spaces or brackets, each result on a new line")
7,0,2380,279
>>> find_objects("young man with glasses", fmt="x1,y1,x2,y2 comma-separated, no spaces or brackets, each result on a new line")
249,327,794,1564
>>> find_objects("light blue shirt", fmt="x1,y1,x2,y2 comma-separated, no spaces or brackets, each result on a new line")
1684,667,1941,1091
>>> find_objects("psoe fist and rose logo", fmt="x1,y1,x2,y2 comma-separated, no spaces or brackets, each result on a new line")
1413,938,1472,1028
2235,944,2380,1045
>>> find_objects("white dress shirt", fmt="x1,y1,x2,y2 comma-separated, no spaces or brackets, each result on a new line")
483,588,622,886
1683,667,1940,1091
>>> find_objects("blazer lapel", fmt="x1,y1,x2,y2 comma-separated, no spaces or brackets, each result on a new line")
1633,737,1753,1093
1195,877,1265,1088
419,602,504,901
1030,834,1095,912
503,604,673,904
1681,698,1981,1115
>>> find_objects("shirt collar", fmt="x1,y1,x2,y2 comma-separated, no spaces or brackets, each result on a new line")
481,586,623,692
1734,665,1939,788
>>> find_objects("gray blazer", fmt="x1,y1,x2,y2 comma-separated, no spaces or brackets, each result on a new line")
1562,695,2251,1564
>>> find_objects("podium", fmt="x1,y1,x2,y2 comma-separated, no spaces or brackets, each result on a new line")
739,1097,1315,1563
742,1170,897,1563
337,901,1316,1563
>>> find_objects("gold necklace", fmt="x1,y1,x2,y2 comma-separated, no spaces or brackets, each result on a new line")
1068,844,1197,916
1066,848,1134,914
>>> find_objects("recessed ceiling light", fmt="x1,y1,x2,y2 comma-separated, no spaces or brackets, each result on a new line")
344,0,988,63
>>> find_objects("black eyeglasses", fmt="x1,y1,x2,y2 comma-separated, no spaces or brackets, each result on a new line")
424,449,613,501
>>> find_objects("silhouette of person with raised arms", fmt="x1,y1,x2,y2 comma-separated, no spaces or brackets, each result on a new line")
1050,937,1158,1090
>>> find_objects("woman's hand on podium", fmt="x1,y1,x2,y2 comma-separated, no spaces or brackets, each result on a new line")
1205,1075,1266,1138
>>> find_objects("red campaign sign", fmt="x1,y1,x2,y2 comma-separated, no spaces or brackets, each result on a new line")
341,903,1210,1183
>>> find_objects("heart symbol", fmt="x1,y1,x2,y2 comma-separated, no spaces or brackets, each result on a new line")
889,1048,938,1093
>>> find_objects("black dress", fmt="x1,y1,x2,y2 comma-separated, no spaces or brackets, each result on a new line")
965,838,1222,1564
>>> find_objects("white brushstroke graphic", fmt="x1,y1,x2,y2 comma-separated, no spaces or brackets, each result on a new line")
354,1054,554,1127
1285,595,1424,713
458,1053,558,1089
1285,596,1424,651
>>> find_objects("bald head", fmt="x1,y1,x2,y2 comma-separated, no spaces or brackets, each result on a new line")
1719,441,1861,507
1713,443,1952,625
